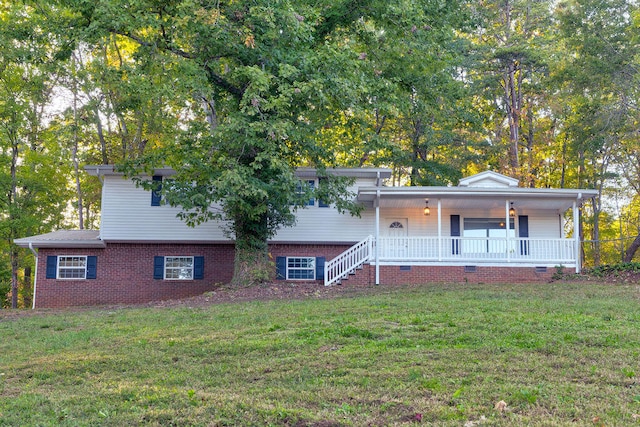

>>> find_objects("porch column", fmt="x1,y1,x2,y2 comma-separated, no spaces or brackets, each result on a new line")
574,200,580,273
437,199,442,261
375,188,380,285
506,200,511,262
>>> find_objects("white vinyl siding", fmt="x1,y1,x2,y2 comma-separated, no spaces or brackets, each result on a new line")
100,177,231,242
372,208,563,240
99,175,565,245
100,175,378,243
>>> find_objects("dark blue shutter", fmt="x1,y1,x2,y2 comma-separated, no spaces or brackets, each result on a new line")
315,257,325,280
151,175,162,206
194,256,204,280
86,256,97,279
307,180,315,206
153,256,165,279
276,256,286,280
450,215,460,255
519,215,529,256
46,256,57,279
318,177,329,207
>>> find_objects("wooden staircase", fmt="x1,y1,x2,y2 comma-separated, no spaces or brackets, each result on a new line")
324,236,373,286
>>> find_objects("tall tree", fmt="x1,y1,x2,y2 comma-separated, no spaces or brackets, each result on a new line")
468,0,555,183
554,0,638,265
50,0,384,284
0,1,69,307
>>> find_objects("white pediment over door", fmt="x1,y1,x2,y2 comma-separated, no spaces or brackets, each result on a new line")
458,171,520,188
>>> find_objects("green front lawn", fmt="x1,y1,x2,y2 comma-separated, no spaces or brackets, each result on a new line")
1,282,639,426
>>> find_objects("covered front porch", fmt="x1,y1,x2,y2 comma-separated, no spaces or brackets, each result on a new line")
325,171,598,286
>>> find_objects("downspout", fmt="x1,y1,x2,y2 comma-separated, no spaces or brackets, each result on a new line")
375,186,380,286
574,197,580,273
28,242,38,310
96,169,105,242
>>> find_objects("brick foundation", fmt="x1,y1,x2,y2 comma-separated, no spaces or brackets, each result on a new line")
269,244,566,286
35,242,568,307
373,264,563,285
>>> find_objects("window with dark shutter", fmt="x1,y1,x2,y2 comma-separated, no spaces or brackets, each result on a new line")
275,256,286,280
519,215,529,255
194,256,204,280
153,256,165,279
318,177,329,207
451,215,460,255
46,256,57,279
315,257,325,280
151,175,162,206
86,256,98,279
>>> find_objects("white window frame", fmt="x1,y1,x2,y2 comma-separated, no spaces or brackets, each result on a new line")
57,256,88,280
463,218,516,253
164,256,195,280
295,180,316,206
286,257,316,280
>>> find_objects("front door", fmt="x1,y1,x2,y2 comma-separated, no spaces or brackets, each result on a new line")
384,218,408,258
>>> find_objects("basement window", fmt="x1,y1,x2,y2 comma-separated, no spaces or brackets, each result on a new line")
164,256,195,280
287,257,316,280
58,256,88,279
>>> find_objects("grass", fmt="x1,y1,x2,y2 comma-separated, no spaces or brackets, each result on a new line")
1,282,640,426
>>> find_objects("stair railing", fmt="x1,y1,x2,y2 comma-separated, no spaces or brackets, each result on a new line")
324,235,373,286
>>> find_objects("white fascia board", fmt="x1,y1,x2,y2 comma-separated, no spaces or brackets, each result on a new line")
357,186,599,201
295,168,392,179
86,165,393,180
14,238,106,249
85,165,175,177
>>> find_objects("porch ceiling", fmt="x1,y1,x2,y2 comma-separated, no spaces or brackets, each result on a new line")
358,186,598,213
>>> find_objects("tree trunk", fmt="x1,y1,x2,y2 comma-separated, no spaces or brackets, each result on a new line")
10,139,19,308
591,197,601,267
72,94,84,229
623,234,640,263
231,213,273,286
94,101,109,164
24,265,32,309
11,247,19,309
233,245,273,286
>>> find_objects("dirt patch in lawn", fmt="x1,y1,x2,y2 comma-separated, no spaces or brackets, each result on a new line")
143,281,376,308
0,282,388,319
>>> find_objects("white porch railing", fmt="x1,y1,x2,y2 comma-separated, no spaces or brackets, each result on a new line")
378,236,576,265
324,236,577,286
324,235,373,286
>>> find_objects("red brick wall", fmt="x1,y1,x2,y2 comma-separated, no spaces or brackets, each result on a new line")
268,244,565,286
373,265,563,285
35,243,235,308
35,242,568,307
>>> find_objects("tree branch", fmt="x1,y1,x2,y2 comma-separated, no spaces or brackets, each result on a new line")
110,29,244,98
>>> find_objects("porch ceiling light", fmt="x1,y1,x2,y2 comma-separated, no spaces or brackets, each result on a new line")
423,200,430,216
509,202,516,217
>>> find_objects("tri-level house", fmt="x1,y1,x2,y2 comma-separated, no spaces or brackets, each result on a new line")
16,166,597,308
